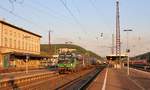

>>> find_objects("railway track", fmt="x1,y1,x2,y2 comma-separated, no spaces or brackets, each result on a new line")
55,66,105,90
0,71,58,90
130,65,150,72
0,65,106,90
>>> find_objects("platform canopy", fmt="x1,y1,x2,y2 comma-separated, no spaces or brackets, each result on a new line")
4,52,50,60
106,55,127,61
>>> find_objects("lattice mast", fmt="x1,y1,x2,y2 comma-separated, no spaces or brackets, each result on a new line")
116,0,121,56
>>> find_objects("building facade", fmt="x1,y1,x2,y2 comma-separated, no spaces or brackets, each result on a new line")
0,20,41,68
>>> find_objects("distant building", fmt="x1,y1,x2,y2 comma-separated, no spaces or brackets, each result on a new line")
0,20,41,68
58,48,76,53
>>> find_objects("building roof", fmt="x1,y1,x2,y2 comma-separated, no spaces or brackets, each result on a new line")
106,55,127,61
0,20,42,37
4,52,50,59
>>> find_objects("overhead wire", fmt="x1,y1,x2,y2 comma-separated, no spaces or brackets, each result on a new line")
25,0,87,42
28,0,85,43
89,0,112,25
26,1,74,25
88,0,112,40
6,0,87,43
88,0,100,16
0,5,32,24
16,0,24,4
9,0,15,11
9,0,24,4
0,5,46,31
29,0,69,22
6,0,57,31
59,0,87,34
7,0,87,33
70,0,81,21
8,0,24,11
69,0,84,41
5,0,87,42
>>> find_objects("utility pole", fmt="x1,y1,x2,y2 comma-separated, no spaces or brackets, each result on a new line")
49,30,52,56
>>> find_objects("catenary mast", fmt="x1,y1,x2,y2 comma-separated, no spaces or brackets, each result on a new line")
116,0,121,57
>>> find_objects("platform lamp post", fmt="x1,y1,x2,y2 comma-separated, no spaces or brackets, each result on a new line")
123,29,133,75
96,32,104,55
24,36,31,74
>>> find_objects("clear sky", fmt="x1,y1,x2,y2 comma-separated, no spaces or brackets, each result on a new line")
0,0,150,56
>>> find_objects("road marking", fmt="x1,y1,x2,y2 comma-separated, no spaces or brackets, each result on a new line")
128,77,145,90
102,68,108,90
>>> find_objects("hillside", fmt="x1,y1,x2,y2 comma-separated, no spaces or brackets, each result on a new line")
40,44,102,59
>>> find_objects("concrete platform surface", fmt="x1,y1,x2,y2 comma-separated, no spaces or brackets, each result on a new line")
88,67,150,90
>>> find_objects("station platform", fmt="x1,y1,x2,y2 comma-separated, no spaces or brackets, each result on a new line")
0,69,55,82
88,67,150,90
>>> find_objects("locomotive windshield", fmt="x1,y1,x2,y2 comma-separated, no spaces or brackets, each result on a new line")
58,52,75,63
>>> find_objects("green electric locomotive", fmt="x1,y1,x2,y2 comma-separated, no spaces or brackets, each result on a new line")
57,51,80,74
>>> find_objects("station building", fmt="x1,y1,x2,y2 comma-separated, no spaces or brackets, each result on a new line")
0,20,47,70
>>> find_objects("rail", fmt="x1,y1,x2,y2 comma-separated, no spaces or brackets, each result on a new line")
0,71,58,89
130,65,150,72
55,66,105,90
